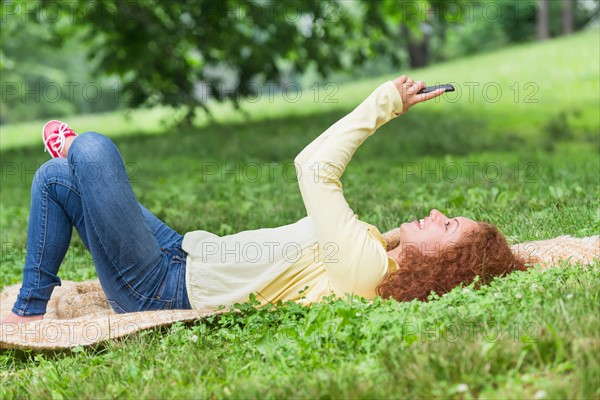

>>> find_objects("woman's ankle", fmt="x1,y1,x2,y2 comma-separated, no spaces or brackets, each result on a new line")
62,136,77,158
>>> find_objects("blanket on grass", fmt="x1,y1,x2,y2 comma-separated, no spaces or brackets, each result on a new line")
1,235,597,350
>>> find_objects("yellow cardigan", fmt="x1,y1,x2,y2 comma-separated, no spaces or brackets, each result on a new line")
183,81,402,309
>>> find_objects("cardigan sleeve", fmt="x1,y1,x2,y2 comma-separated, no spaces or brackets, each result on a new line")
293,81,403,297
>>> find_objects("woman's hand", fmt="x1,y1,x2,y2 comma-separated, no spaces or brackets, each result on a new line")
392,75,446,115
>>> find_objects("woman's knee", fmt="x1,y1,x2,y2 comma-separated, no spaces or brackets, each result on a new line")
32,158,70,188
68,132,118,165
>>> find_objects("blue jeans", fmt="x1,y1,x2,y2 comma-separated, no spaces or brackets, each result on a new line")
12,132,192,315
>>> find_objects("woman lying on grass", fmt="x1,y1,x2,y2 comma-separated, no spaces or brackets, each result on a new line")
1,75,526,324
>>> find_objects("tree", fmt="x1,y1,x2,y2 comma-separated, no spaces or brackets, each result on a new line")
537,0,551,40
6,0,593,124
562,0,574,35
400,0,464,69
0,6,118,123
15,0,423,122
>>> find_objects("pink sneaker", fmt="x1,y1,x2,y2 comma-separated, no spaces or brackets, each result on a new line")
42,120,78,158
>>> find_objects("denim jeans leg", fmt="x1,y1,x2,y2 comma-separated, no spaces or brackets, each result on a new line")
67,132,179,312
12,158,82,316
12,142,191,315
137,204,191,309
138,203,183,250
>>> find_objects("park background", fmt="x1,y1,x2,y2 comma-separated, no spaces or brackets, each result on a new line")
1,0,599,398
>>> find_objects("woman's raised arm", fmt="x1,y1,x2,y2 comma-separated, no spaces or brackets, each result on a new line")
293,76,446,297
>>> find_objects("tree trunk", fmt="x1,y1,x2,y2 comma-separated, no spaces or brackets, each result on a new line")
562,0,574,35
537,0,550,40
403,25,430,69
407,37,429,68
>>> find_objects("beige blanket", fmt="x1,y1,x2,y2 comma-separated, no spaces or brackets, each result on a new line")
1,235,597,350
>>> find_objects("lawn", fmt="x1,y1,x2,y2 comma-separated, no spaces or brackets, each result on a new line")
0,30,599,398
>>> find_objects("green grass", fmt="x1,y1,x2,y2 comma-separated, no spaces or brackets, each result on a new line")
1,29,599,398
1,265,599,399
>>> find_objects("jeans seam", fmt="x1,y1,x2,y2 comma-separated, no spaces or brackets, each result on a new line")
106,299,127,313
124,285,175,306
35,187,48,294
177,260,186,309
72,163,164,303
30,180,79,308
46,179,82,198
152,261,169,301
46,180,83,227
72,166,130,287
175,270,180,309
17,169,79,315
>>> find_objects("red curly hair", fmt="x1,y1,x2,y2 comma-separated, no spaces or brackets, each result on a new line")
377,222,528,301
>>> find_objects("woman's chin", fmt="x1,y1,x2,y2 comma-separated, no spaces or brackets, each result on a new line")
398,223,411,240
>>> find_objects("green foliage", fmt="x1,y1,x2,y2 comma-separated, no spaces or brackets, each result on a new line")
0,9,121,124
11,0,425,122
430,0,598,62
2,0,597,123
542,111,577,152
438,9,509,60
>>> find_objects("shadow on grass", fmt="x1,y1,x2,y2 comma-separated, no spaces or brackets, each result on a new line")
1,107,529,164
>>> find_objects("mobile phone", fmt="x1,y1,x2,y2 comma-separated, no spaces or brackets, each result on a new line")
417,84,455,94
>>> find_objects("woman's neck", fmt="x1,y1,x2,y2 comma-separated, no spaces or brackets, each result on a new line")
387,244,402,264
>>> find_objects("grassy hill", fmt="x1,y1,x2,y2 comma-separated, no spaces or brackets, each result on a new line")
2,28,598,148
0,29,598,398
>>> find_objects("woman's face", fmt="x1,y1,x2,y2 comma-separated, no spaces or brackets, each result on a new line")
398,209,479,256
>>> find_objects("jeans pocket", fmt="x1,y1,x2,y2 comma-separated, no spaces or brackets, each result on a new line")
155,258,184,302
118,287,175,312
